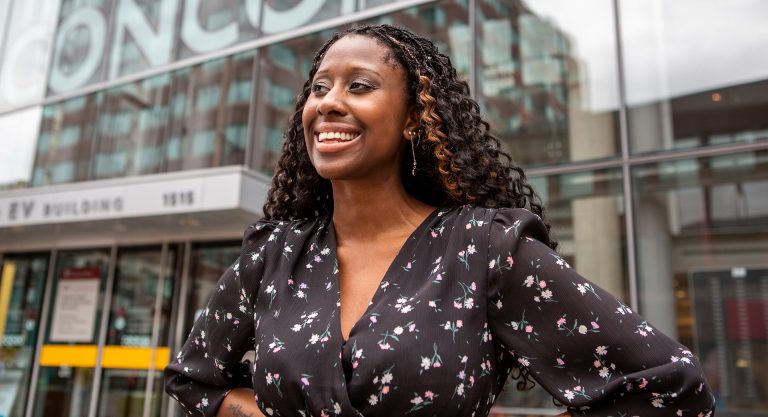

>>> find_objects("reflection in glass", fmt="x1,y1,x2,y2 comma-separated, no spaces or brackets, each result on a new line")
33,367,95,417
476,0,620,167
33,249,110,417
633,150,768,415
493,168,626,411
184,243,239,336
92,75,171,179
0,253,48,417
32,95,100,186
47,0,115,94
166,52,253,172
0,0,60,111
0,108,43,190
99,246,176,417
251,31,331,174
620,0,768,154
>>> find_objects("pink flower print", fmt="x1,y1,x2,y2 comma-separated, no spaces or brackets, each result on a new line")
457,370,465,380
353,361,359,369
273,373,280,379
639,378,649,389
424,390,434,400
314,255,321,262
470,282,477,291
301,377,310,386
556,316,567,327
539,280,547,288
433,362,441,368
594,360,602,368
288,279,294,285
525,325,533,333
591,321,600,329
506,256,514,267
321,411,329,417
431,230,438,237
456,320,463,328
469,376,475,385
408,323,416,332
406,262,412,269
465,223,472,229
453,301,463,309
626,382,634,391
556,358,565,366
382,385,390,394
370,316,377,323
379,342,390,350
458,251,465,257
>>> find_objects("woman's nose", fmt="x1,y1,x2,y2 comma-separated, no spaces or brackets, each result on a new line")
316,87,347,116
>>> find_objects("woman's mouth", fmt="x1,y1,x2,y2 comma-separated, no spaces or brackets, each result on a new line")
316,131,359,143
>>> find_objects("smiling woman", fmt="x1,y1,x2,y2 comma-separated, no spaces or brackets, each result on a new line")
164,24,716,417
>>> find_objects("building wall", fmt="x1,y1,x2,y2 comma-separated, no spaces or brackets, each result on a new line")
0,1,767,416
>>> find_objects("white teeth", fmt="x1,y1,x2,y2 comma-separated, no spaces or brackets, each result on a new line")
317,132,357,142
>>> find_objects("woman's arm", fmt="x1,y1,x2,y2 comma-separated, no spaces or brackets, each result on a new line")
487,208,715,415
216,389,265,417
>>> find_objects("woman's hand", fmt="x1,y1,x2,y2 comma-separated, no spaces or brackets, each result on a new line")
216,388,265,417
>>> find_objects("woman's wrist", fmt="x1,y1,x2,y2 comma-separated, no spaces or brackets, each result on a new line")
217,388,264,417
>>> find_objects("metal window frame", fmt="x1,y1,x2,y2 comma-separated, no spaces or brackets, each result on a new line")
24,250,57,417
86,244,118,417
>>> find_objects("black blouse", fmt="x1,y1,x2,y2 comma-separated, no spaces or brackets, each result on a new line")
165,206,715,417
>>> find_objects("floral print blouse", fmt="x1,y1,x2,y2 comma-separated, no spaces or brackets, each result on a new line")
165,206,715,417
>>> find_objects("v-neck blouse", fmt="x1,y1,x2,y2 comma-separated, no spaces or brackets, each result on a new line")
165,206,715,417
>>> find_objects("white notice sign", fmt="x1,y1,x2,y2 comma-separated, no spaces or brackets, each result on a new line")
49,267,101,342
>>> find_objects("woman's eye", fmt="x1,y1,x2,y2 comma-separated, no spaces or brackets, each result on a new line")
311,83,328,94
349,81,374,91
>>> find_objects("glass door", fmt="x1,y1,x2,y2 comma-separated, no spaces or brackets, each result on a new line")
32,248,111,417
0,253,49,417
97,245,176,417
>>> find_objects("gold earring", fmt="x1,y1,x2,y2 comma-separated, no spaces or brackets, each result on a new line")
410,131,417,176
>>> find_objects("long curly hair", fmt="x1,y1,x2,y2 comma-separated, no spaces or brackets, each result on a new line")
262,24,555,251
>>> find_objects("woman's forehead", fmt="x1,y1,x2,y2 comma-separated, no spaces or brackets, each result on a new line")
319,35,401,71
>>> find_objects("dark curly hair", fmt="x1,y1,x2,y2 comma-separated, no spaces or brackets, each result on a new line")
262,23,555,251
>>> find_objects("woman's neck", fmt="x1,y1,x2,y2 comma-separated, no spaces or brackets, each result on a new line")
330,178,435,246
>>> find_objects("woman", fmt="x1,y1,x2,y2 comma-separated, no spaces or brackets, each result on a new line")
165,24,715,417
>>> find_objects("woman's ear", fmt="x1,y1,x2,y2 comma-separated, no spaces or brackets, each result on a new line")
403,107,421,140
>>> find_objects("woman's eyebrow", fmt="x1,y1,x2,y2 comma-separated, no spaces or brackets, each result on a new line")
313,66,383,79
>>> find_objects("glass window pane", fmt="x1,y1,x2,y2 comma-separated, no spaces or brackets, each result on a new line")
166,52,253,172
0,108,43,190
34,248,111,417
632,150,768,414
92,75,171,180
493,168,627,411
0,253,49,417
47,0,115,95
476,0,621,167
32,96,100,186
0,0,61,111
620,0,768,154
251,31,331,174
183,243,239,337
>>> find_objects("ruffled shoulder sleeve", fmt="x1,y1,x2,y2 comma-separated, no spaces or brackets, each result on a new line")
164,219,283,417
486,208,715,416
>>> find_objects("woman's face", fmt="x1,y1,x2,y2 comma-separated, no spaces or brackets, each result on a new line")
302,35,415,181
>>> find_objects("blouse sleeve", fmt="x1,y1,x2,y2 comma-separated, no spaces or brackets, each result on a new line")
164,220,280,417
486,208,715,416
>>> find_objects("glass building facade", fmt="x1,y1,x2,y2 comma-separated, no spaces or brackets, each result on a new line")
0,1,766,416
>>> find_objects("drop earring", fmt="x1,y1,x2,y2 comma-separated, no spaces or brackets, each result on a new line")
409,131,417,176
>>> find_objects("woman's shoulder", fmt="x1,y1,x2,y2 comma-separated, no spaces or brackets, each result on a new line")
440,205,549,246
243,216,325,246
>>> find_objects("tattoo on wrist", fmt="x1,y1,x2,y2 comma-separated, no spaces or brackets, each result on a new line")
228,404,254,417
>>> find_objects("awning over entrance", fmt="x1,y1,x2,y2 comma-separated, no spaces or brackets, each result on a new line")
0,166,271,250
